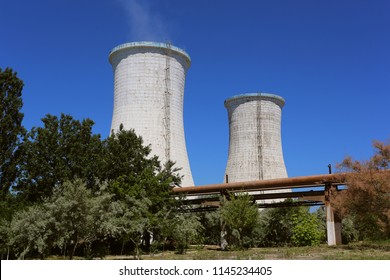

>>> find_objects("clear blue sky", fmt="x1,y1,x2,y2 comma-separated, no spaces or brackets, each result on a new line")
1,0,389,186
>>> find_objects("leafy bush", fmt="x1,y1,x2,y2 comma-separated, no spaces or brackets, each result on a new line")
171,214,204,254
9,204,53,259
197,211,221,245
220,193,259,249
291,208,323,246
257,202,298,246
257,201,324,247
341,216,359,244
333,139,390,240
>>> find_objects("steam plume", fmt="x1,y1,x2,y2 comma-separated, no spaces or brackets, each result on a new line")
116,0,170,42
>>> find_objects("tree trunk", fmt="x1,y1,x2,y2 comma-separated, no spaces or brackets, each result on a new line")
143,231,151,253
120,239,125,255
220,221,228,250
131,238,141,260
70,236,79,260
63,243,67,259
135,246,140,260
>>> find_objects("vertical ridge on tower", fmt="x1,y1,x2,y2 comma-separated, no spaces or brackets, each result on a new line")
256,99,264,180
163,42,172,161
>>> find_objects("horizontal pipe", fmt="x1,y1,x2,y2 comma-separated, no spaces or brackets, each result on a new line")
181,190,326,205
172,173,347,195
252,190,326,201
183,200,325,213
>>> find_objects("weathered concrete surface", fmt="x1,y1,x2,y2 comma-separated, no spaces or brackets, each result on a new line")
109,42,194,186
224,93,288,182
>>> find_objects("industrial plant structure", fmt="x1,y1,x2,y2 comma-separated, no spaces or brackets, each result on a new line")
106,41,348,246
109,42,194,187
224,93,288,183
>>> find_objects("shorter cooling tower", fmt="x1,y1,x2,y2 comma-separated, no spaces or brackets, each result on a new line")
224,93,288,183
109,42,194,187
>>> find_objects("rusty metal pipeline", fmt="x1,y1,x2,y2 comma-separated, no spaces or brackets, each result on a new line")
172,173,347,195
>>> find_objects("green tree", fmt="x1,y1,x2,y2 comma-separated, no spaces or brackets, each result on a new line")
9,204,53,259
8,179,119,259
341,216,359,244
0,196,27,259
103,127,183,252
291,207,324,246
18,114,103,202
220,193,259,249
333,139,390,240
47,179,99,259
0,218,11,259
198,211,221,245
170,213,204,254
0,67,25,197
111,196,152,259
103,125,156,183
257,201,325,247
258,202,299,246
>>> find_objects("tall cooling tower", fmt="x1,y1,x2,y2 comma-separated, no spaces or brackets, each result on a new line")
224,93,287,183
109,42,194,187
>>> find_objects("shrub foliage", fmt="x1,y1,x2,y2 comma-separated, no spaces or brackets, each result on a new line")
333,139,390,240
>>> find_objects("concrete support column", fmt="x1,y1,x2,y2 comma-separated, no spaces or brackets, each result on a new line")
325,184,342,245
220,190,229,250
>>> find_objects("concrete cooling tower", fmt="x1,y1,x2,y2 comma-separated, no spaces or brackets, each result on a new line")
109,42,194,187
224,93,288,183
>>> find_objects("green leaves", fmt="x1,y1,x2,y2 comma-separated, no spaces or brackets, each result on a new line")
171,214,204,254
9,179,121,259
220,193,259,248
0,67,186,258
113,196,152,259
0,67,25,196
103,127,153,181
258,201,324,247
291,208,323,247
9,204,53,259
18,114,103,201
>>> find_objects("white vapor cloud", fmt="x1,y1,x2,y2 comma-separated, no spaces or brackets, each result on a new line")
116,0,171,42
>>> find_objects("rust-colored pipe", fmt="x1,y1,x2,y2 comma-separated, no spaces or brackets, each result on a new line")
172,173,347,195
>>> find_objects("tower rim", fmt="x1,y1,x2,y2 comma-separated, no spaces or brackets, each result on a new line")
109,41,191,67
224,93,285,108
